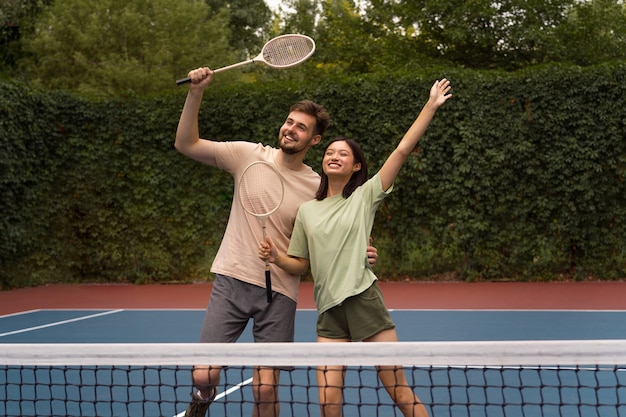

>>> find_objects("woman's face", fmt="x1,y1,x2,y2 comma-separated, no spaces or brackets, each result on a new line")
322,140,361,177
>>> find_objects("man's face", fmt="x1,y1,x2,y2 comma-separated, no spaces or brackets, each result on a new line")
278,111,320,155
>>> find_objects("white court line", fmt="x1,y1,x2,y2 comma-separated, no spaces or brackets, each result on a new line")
174,377,253,417
0,309,124,337
0,309,42,319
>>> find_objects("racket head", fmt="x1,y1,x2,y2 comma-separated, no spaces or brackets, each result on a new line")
238,161,285,218
258,34,316,69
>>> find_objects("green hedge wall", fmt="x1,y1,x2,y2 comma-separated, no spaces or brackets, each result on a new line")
2,63,625,288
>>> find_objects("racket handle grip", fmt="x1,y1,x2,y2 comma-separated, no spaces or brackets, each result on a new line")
176,59,255,85
265,270,273,303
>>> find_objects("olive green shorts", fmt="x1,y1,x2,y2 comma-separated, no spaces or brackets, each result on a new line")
316,281,396,342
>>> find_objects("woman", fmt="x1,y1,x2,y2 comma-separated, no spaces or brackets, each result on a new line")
258,79,452,417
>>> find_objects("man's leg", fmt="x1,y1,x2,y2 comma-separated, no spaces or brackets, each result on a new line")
186,275,254,416
184,366,220,417
252,367,281,417
251,291,297,417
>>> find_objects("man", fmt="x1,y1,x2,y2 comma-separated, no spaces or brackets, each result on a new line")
175,67,378,417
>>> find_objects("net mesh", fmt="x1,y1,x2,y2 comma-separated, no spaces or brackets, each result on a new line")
2,340,625,417
262,35,315,67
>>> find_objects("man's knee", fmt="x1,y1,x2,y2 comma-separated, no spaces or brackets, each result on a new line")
254,381,278,402
191,365,220,387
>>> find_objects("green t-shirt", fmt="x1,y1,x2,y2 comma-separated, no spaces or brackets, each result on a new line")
287,172,392,313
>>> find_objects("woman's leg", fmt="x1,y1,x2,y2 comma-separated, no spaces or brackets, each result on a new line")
366,329,430,417
317,336,349,417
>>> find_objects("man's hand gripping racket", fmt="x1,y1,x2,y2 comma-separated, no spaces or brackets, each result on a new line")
238,161,285,303
176,34,315,85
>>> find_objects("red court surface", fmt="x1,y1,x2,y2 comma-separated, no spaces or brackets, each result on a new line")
1,281,625,315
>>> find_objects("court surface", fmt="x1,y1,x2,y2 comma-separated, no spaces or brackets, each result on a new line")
1,281,625,416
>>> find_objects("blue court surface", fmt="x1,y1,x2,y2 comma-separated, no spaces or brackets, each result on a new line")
2,308,625,417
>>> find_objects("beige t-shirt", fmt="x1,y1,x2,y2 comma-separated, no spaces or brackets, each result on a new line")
210,141,320,302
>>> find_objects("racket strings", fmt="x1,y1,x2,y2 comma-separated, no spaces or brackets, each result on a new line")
239,164,284,217
262,36,314,67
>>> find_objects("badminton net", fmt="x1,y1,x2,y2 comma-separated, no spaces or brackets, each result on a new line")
2,340,625,417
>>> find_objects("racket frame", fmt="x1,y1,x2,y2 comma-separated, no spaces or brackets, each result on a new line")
176,34,315,85
238,161,285,303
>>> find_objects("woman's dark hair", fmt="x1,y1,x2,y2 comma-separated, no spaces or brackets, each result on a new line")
315,137,368,200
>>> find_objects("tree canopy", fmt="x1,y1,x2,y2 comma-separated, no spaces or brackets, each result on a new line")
1,0,625,93
18,0,236,95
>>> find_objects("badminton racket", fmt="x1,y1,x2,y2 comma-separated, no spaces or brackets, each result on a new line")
176,34,315,85
238,161,285,303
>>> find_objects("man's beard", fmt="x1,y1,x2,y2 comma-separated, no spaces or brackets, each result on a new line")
279,137,303,155
280,144,300,155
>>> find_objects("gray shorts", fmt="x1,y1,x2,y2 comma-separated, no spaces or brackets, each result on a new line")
316,281,395,342
198,274,296,343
